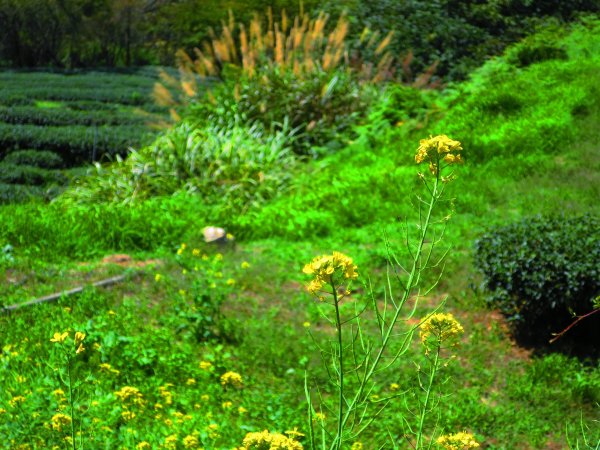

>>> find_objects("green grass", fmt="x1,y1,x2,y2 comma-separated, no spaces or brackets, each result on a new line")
1,18,599,450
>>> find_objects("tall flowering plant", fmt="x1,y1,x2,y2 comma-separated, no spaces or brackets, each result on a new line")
301,136,477,449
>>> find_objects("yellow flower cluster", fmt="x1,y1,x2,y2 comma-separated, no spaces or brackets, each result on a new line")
241,430,303,450
114,386,144,407
50,332,69,344
302,252,358,295
436,431,480,449
183,434,201,449
420,313,464,347
220,371,243,388
415,135,463,176
51,413,72,432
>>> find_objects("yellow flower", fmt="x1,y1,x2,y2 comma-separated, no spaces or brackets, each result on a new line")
52,389,65,397
74,332,86,346
136,442,152,450
199,360,213,371
351,443,363,450
415,135,463,177
9,395,26,407
222,401,233,409
220,371,243,388
50,332,69,344
312,412,326,422
183,434,201,449
390,383,400,392
227,278,236,286
164,434,178,449
114,386,144,406
241,261,250,269
192,248,201,257
201,394,210,402
420,313,464,347
155,273,162,282
303,252,358,297
76,344,85,355
121,410,136,421
436,431,480,450
303,322,311,328
241,430,303,450
238,406,248,414
186,378,196,385
99,363,120,375
51,413,72,431
108,310,116,316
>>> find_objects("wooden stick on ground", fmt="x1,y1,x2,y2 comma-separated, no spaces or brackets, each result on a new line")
2,274,128,313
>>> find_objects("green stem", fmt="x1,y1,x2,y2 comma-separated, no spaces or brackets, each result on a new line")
415,342,441,449
332,279,344,450
66,355,76,450
337,176,440,437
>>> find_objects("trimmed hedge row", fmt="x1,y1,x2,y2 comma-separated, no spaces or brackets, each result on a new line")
0,163,66,186
0,106,150,127
0,86,152,106
2,150,63,169
0,123,146,165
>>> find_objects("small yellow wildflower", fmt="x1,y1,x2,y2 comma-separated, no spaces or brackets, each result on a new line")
8,396,26,407
201,394,210,402
52,389,65,397
51,413,72,431
220,371,243,388
108,310,116,316
179,289,187,296
74,332,86,346
114,386,143,406
99,363,120,375
241,430,303,450
121,410,136,421
303,252,358,297
155,273,162,282
226,233,234,240
241,261,250,269
222,401,233,409
199,360,213,370
238,406,248,414
76,344,85,354
164,434,178,449
183,434,201,449
215,253,223,261
136,442,152,450
177,243,187,255
192,248,201,257
351,443,363,450
436,431,480,450
186,378,196,385
415,135,463,176
50,332,69,343
164,418,173,427
420,313,464,347
303,321,311,328
226,278,236,286
312,412,326,422
390,383,400,392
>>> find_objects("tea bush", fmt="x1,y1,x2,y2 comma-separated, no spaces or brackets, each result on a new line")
3,150,64,169
474,214,600,352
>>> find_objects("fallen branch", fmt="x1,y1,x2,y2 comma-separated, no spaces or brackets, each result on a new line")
2,274,130,313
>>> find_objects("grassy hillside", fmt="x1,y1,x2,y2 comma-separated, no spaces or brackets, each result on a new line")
1,17,599,450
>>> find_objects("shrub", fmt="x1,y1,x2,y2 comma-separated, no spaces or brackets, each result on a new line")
155,9,396,153
0,163,66,186
60,122,296,211
474,214,600,354
3,150,64,169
